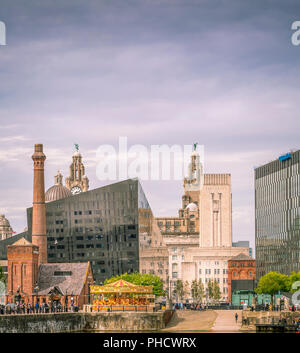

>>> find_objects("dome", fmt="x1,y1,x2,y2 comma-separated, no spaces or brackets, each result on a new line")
185,202,198,212
45,171,72,202
0,214,10,227
45,184,72,202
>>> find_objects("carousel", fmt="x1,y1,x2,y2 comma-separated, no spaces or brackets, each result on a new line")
90,279,155,312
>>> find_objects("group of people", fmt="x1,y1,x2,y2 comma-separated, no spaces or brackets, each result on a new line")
172,303,206,310
0,301,78,314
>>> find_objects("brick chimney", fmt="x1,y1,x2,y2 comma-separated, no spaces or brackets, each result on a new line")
32,144,47,265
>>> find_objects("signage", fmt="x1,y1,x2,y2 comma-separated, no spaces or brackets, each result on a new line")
279,153,291,161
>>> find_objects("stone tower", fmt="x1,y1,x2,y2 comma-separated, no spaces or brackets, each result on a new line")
31,144,47,265
65,148,89,195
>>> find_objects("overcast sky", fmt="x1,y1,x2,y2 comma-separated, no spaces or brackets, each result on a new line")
1,0,300,253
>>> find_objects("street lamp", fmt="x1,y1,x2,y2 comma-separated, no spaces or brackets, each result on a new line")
34,282,39,313
65,289,68,312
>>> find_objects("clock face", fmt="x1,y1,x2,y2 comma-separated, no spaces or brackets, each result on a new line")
71,186,82,195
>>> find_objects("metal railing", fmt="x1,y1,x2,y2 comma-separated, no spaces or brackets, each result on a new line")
85,305,151,312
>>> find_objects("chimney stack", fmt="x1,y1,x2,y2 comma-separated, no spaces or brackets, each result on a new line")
32,144,47,265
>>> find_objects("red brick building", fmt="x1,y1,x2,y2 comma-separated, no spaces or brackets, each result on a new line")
6,239,93,308
7,238,39,304
6,144,94,309
228,253,256,301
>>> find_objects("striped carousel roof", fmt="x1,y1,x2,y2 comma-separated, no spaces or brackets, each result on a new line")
90,279,153,294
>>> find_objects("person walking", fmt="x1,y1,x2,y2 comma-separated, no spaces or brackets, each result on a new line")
235,312,238,323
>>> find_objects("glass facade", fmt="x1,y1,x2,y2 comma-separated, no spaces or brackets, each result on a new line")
255,150,300,279
26,179,154,283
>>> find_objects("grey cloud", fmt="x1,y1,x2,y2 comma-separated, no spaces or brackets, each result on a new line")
1,0,300,252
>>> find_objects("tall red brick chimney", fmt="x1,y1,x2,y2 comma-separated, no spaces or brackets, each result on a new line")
32,144,47,265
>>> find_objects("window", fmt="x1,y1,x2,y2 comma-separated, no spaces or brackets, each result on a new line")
172,255,177,261
54,271,72,276
173,248,177,253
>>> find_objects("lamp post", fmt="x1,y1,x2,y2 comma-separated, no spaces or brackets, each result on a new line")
65,290,68,312
33,282,39,313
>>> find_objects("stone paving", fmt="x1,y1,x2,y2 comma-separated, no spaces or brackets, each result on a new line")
164,309,243,333
211,310,243,332
163,310,217,332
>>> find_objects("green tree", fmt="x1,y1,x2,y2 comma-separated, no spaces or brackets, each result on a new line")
287,271,300,293
183,280,190,300
0,266,5,285
212,280,221,303
255,271,289,305
207,279,214,302
104,272,164,296
175,280,184,301
191,280,204,304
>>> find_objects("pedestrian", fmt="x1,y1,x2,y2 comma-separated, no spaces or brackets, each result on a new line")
235,312,238,323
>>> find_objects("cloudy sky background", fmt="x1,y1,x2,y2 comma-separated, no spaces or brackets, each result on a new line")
1,0,300,253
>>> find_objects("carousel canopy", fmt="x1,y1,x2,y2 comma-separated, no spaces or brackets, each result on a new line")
90,279,153,294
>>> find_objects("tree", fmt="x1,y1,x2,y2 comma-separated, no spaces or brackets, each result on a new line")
207,279,221,304
0,266,5,285
212,280,221,303
287,271,300,293
104,272,164,296
255,272,289,305
191,280,204,304
183,280,190,300
175,280,184,301
207,279,214,302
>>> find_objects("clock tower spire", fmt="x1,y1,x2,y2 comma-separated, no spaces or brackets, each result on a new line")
65,145,89,195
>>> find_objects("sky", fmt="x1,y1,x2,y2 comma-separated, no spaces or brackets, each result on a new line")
1,0,300,253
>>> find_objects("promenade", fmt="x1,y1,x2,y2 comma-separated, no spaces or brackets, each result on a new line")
211,310,242,332
163,309,242,333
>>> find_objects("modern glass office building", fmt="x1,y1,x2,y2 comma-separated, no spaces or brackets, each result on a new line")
255,150,300,279
26,178,155,283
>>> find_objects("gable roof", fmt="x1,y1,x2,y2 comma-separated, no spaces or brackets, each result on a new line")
230,253,253,261
11,237,33,246
37,262,91,296
90,279,153,294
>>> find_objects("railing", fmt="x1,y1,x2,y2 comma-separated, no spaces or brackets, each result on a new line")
0,306,78,315
84,305,152,313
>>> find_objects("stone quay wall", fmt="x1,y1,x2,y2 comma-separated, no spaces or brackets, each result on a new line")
241,311,300,331
0,310,174,333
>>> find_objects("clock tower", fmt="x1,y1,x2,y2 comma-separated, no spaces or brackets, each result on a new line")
65,145,89,195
